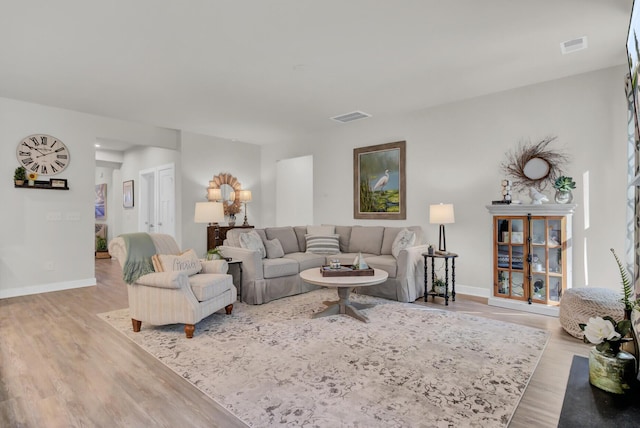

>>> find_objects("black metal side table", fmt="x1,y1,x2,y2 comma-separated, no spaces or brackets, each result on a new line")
422,251,458,306
227,260,243,301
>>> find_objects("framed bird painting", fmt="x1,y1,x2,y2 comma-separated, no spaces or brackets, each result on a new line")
353,140,406,220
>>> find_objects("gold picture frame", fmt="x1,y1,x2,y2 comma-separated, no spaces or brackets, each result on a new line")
353,141,406,220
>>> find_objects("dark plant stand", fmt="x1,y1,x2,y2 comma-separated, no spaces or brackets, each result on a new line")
423,252,458,305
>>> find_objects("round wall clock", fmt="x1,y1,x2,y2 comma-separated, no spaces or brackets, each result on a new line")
16,134,70,176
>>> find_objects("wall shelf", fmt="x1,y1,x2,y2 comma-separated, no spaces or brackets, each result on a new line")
14,180,69,190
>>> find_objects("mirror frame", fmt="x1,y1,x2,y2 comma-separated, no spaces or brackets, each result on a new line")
208,172,242,215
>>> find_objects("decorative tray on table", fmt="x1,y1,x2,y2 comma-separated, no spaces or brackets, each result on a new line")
320,265,374,277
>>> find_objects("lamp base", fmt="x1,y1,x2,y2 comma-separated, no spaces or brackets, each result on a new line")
242,202,250,226
438,224,447,253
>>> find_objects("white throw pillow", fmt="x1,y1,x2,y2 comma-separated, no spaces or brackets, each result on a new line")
265,238,285,259
307,225,335,235
391,228,416,258
152,249,202,276
239,230,267,258
305,234,340,255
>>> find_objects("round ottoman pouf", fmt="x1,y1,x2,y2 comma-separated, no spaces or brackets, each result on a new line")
559,287,625,339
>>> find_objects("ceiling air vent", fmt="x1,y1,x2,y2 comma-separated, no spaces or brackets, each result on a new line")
560,36,588,55
330,111,371,123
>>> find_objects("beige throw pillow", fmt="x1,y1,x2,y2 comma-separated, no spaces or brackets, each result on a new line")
265,238,285,259
152,249,202,276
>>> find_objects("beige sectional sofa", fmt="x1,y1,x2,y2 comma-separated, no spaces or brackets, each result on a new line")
218,225,427,305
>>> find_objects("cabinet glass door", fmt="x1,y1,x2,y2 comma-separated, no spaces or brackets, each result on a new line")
494,217,527,300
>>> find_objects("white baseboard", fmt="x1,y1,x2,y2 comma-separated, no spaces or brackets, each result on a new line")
488,297,559,317
454,284,491,298
0,278,96,299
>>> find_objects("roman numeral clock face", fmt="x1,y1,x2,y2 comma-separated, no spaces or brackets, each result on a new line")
16,134,70,176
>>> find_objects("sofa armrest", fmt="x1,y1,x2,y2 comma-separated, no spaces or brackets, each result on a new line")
135,271,189,289
396,245,429,280
201,259,229,274
218,246,264,281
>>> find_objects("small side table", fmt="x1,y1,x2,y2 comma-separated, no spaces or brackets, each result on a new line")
423,251,458,306
227,260,243,301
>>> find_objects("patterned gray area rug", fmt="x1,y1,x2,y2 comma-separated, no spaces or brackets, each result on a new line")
98,289,549,427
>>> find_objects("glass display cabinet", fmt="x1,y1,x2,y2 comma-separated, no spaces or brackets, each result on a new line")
487,204,576,315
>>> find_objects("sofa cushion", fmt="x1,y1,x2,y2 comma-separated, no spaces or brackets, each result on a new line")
152,249,202,276
392,228,416,258
365,255,398,278
348,226,384,255
283,252,326,271
265,238,285,259
188,273,233,302
407,225,426,245
305,234,340,255
263,258,299,279
239,230,266,258
308,224,335,235
265,227,299,254
381,227,403,255
294,226,307,252
335,226,352,253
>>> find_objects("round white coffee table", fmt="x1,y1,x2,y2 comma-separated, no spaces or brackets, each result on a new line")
299,267,388,323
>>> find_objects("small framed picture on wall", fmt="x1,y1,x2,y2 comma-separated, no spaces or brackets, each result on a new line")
123,180,134,208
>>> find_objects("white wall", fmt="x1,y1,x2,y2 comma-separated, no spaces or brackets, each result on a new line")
276,155,314,226
0,96,179,298
261,66,629,295
180,131,262,257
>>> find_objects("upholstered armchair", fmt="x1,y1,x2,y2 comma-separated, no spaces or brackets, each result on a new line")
109,233,237,338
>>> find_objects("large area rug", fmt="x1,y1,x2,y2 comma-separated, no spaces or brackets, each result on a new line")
99,289,549,427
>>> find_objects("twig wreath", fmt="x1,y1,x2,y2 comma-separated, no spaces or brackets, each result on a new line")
501,136,569,192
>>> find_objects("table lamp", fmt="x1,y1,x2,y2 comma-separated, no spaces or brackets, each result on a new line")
239,190,252,226
429,203,455,253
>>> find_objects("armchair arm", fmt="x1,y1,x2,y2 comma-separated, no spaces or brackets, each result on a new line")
135,271,190,289
201,259,229,274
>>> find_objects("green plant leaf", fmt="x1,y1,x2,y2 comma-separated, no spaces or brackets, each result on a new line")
611,248,634,310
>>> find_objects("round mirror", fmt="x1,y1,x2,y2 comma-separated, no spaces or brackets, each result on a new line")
220,184,235,202
522,157,550,180
207,172,242,216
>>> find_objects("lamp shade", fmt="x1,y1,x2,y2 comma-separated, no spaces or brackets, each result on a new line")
238,190,252,202
207,188,222,201
194,201,225,224
429,203,455,224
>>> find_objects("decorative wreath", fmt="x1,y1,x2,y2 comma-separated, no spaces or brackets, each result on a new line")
501,136,569,192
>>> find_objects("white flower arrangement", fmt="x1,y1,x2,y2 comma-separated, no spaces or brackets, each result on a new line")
580,316,632,355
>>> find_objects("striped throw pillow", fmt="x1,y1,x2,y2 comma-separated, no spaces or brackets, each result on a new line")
305,234,340,255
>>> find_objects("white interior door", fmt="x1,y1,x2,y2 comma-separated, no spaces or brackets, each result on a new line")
157,164,175,236
138,163,175,236
138,170,155,233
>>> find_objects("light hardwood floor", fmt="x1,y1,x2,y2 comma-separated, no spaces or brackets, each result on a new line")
0,259,590,427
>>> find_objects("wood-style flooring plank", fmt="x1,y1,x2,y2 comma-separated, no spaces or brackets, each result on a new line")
0,258,589,427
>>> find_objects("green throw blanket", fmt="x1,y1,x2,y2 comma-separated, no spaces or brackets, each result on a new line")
121,233,156,284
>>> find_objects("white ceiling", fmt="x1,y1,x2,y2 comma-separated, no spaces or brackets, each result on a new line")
0,0,633,146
